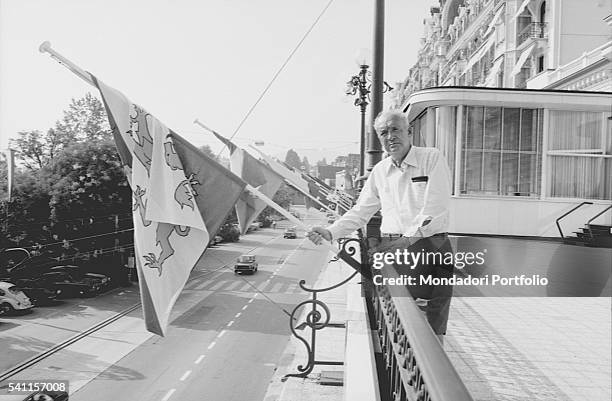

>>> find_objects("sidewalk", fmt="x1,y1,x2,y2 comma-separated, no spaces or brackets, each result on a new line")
446,297,611,401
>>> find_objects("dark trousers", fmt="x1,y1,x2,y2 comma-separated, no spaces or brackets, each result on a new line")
378,235,454,335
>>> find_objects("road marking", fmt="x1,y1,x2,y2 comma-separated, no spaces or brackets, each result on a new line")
208,280,228,291
242,305,248,310
180,370,192,381
161,389,176,401
248,298,254,304
235,312,242,318
271,282,284,292
252,293,258,298
195,355,205,364
208,341,216,350
218,329,227,338
227,320,234,327
224,281,243,291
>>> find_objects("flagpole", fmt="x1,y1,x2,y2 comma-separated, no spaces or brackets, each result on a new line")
193,119,341,218
38,41,95,86
247,145,341,217
244,184,340,255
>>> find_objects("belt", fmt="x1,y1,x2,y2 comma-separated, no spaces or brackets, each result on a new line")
380,232,448,240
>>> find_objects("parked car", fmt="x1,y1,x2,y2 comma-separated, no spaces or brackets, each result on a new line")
234,255,258,275
284,228,297,239
12,277,61,305
48,266,111,291
1,390,70,401
39,271,100,298
0,281,33,315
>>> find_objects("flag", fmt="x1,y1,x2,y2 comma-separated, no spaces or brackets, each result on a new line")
95,78,245,336
252,147,310,194
212,131,283,235
1,148,15,201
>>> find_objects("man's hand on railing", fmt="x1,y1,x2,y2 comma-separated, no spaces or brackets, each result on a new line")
307,226,332,245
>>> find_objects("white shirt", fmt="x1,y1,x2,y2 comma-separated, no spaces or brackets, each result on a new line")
327,146,451,240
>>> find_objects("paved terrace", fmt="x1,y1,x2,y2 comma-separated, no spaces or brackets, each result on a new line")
264,238,611,401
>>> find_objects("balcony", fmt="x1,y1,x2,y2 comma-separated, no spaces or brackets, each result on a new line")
517,22,548,47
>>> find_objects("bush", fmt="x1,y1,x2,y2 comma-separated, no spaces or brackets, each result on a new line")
218,223,240,242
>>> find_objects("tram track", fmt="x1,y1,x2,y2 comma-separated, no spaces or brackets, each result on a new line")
0,230,289,383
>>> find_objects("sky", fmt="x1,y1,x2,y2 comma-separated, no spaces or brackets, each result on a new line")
0,0,432,163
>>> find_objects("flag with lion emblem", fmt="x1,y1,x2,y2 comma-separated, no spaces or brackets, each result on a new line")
94,77,245,336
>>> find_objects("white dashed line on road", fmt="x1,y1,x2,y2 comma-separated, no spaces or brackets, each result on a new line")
161,389,176,401
242,305,248,310
180,370,192,381
207,341,216,350
218,330,227,338
235,312,242,318
195,355,205,364
248,298,254,304
227,320,234,327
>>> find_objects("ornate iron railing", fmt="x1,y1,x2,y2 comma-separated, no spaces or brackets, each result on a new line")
284,231,474,401
517,22,548,46
370,266,474,401
285,237,364,378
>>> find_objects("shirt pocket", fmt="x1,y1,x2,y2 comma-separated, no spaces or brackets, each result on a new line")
411,181,427,208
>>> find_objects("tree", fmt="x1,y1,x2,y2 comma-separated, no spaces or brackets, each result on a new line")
54,92,112,143
48,140,131,224
302,156,310,172
199,144,216,160
12,129,66,171
11,93,112,171
284,149,302,170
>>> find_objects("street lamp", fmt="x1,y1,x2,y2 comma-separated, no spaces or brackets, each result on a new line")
345,58,392,178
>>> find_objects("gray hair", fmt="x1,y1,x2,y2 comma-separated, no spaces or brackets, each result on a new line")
373,110,409,133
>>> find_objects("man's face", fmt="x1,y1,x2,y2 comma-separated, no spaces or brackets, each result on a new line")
376,115,412,160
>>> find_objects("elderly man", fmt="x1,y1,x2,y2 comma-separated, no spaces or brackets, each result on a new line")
307,109,453,339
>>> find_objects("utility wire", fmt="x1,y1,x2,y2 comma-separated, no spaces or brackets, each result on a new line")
215,0,336,159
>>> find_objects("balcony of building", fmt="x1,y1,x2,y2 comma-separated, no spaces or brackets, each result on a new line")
517,21,548,47
527,40,612,90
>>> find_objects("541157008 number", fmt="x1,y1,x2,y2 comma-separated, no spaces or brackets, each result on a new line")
1,380,69,395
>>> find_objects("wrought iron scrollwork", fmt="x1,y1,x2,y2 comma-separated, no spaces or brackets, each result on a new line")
284,236,367,378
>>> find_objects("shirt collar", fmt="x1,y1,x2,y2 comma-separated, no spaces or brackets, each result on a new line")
387,146,418,172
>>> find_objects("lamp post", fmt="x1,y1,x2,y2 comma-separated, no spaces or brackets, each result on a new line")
345,64,370,178
345,62,393,180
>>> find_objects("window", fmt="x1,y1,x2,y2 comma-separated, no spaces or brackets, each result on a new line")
537,55,544,73
547,111,611,200
460,106,542,196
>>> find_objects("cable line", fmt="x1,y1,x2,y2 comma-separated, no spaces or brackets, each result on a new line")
216,0,336,158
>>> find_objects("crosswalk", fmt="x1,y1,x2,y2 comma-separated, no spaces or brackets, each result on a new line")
183,276,302,294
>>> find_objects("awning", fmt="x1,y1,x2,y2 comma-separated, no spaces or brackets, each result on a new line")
511,44,535,75
464,34,496,71
513,0,531,20
485,57,504,86
484,6,505,37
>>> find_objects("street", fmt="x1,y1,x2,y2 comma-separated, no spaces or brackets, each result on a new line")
0,207,332,401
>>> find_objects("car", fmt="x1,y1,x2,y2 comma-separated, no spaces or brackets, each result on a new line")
39,271,100,298
284,228,297,239
0,281,34,316
0,390,70,401
48,266,111,290
234,255,258,275
12,278,61,305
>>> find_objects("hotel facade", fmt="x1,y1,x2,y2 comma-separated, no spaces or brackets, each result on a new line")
392,0,611,237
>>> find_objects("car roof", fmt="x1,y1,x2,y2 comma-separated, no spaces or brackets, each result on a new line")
0,281,16,289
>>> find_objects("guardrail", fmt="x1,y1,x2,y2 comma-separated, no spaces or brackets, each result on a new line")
368,265,474,401
555,201,593,239
517,22,548,46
